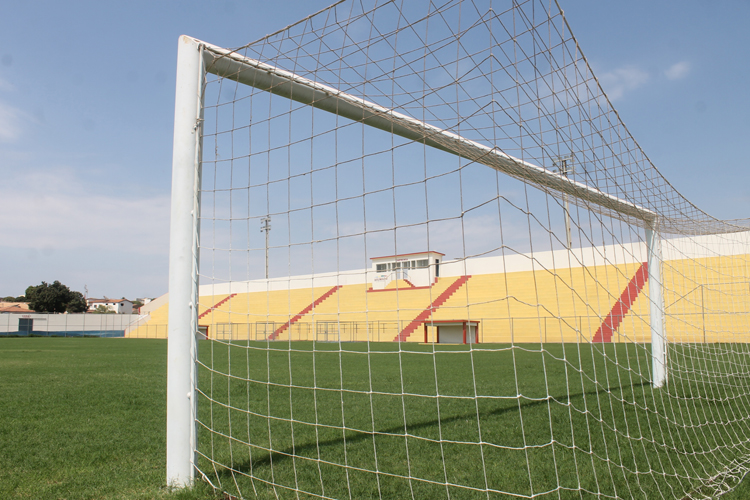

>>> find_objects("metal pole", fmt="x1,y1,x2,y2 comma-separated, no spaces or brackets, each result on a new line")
701,284,706,344
266,228,269,279
261,216,271,279
167,35,204,488
563,196,572,249
646,225,666,388
559,158,572,250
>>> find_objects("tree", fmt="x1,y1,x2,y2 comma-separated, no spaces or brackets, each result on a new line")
1,295,28,302
25,281,87,313
66,291,87,313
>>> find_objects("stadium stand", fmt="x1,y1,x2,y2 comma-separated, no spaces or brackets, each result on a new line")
125,235,749,344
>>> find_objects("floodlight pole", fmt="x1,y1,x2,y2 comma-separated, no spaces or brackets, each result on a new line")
556,157,573,250
261,216,271,279
166,35,204,488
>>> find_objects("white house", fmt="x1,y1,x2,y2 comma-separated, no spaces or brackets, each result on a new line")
87,298,134,314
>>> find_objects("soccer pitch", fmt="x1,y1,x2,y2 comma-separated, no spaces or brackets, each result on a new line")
3,337,750,499
198,341,750,499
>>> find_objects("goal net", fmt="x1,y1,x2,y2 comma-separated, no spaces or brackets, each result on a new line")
166,1,750,498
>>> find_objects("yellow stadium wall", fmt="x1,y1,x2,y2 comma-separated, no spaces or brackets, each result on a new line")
125,253,749,343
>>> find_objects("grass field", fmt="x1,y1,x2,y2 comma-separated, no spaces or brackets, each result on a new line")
2,337,750,499
0,338,216,500
198,340,750,499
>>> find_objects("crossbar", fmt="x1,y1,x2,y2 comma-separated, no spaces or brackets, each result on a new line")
193,36,656,224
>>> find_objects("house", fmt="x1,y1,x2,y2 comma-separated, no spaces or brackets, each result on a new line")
87,298,134,314
0,302,34,314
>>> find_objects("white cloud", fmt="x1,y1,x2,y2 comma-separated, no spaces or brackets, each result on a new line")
665,61,691,81
0,170,170,255
598,65,650,101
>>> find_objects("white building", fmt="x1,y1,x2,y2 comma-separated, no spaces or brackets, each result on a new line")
87,298,134,314
370,251,444,290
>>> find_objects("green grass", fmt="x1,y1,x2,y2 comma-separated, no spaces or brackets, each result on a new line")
198,341,750,499
0,338,217,500
2,338,750,499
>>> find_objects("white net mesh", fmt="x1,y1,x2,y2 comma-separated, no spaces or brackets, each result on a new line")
182,1,750,498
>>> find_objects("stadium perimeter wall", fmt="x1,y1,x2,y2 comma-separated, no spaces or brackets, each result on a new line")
0,313,144,337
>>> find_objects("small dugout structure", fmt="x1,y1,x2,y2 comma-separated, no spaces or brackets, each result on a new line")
423,320,479,344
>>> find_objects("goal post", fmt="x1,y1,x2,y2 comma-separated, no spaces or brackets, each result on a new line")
166,33,673,488
646,223,667,388
166,35,203,487
163,2,750,497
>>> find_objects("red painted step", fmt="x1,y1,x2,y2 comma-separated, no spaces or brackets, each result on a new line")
268,285,342,340
393,276,472,342
198,293,237,320
592,262,649,343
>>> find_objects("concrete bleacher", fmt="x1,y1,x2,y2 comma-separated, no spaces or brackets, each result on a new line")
126,299,169,338
204,287,341,341
428,262,650,344
126,294,233,338
383,279,417,290
295,277,461,342
126,235,750,343
662,255,750,343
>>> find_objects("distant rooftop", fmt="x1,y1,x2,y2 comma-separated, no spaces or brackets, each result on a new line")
0,302,34,313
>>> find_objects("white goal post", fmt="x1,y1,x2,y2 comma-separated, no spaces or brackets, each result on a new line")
166,34,669,488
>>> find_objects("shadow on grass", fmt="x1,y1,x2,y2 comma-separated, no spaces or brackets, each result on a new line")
212,380,651,479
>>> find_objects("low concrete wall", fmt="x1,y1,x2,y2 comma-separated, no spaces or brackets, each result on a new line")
0,313,144,337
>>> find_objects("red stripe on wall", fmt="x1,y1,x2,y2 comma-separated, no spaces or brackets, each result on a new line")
592,263,649,343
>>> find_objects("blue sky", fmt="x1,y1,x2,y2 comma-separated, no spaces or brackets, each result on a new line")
0,0,748,300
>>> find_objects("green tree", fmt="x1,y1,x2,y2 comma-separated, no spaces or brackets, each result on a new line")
25,281,87,313
66,291,87,313
1,295,28,302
